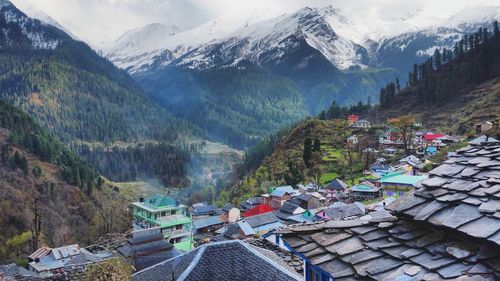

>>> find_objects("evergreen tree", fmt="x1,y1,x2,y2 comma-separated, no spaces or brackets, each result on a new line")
396,78,401,92
412,64,418,84
494,20,499,38
303,138,312,168
313,139,321,152
434,49,442,70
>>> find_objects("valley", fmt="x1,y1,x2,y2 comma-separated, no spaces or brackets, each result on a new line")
0,1,499,279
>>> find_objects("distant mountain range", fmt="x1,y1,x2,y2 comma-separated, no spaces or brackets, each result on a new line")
106,5,500,75
2,0,499,149
102,5,500,147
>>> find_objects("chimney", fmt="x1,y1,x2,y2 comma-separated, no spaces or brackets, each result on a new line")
139,197,144,203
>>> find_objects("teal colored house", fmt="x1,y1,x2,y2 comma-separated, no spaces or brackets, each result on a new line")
130,195,193,251
379,172,427,189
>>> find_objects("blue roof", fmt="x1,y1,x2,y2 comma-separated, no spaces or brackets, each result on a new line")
270,185,295,197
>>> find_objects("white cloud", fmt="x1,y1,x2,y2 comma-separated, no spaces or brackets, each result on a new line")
10,0,500,49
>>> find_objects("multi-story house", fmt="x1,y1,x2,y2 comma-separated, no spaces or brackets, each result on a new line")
130,194,193,251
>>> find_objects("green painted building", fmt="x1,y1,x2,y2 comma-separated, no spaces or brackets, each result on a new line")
131,194,193,251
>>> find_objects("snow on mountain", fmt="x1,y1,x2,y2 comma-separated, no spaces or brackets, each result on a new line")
108,6,370,73
7,0,77,40
172,6,369,71
375,5,500,71
0,0,61,49
106,4,500,74
448,5,500,28
106,10,278,73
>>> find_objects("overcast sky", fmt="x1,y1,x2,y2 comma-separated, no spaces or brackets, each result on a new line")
10,0,500,49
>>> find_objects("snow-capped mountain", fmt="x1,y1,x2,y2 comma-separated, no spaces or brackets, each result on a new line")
107,4,500,76
0,0,64,49
173,6,369,71
106,10,277,73
8,0,77,40
375,6,500,73
107,6,371,73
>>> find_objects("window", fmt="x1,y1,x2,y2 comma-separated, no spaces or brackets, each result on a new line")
171,210,177,215
176,225,183,230
161,212,166,217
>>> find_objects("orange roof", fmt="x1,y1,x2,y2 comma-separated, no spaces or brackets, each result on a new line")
242,203,274,217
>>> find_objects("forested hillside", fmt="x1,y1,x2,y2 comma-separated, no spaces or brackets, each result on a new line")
0,99,131,264
0,1,196,185
136,64,308,148
374,22,500,131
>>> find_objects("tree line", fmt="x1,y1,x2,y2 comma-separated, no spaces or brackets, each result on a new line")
0,99,100,193
380,21,500,107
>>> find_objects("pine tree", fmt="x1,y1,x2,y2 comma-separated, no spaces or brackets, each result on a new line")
396,78,401,92
312,139,321,152
303,138,312,168
412,64,418,84
379,87,386,107
434,49,442,71
494,21,499,38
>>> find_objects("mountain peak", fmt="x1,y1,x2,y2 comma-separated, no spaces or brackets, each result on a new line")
447,5,500,26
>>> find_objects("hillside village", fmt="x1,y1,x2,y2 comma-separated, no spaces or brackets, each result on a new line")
0,1,500,281
2,116,499,280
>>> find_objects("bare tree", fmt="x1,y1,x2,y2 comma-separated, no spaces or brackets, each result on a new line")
344,143,355,180
394,115,416,155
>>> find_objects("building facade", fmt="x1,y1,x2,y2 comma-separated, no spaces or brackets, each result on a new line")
131,194,193,251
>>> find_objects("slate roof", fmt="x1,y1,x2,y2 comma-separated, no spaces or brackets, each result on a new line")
222,203,235,212
240,197,264,211
244,212,280,228
280,202,303,214
191,205,217,216
278,141,500,280
325,179,348,191
469,135,498,145
295,193,315,202
279,210,499,280
117,228,180,271
131,240,301,281
323,203,365,220
391,140,500,246
247,197,264,205
0,264,42,281
193,216,224,230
